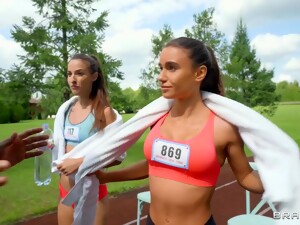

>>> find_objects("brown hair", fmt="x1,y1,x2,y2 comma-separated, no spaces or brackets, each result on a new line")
69,53,110,130
165,37,224,95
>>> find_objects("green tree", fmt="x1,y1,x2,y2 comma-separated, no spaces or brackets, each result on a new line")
108,82,129,112
138,24,173,104
224,20,279,116
122,88,138,113
3,66,33,104
38,78,64,118
185,7,229,67
140,24,174,90
140,8,229,102
0,101,11,123
0,69,5,83
10,0,123,106
134,86,161,109
0,67,31,121
276,81,300,101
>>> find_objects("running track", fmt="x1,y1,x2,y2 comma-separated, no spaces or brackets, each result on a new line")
16,158,274,225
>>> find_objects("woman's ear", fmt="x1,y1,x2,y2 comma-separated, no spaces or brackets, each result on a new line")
194,65,207,82
91,72,98,81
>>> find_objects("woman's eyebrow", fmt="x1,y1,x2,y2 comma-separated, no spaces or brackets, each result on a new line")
67,69,84,72
74,69,85,73
158,61,179,67
165,61,179,67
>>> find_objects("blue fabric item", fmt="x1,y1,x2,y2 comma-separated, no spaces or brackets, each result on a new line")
64,105,97,146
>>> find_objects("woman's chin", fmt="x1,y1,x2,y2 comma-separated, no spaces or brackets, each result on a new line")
70,90,79,95
161,93,174,99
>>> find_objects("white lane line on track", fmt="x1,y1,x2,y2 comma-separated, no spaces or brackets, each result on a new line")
123,215,147,225
259,206,273,215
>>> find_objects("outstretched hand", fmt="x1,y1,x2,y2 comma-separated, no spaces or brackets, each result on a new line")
0,128,49,167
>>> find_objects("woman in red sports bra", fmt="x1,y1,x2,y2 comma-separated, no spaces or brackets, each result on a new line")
96,37,264,225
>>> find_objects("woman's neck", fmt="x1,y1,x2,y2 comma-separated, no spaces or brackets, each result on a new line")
76,96,92,109
171,93,207,118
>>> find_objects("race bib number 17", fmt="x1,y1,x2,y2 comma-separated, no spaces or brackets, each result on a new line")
64,126,80,141
151,138,190,169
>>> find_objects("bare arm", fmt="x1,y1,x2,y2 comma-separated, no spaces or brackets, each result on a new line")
95,160,148,183
103,106,116,127
57,157,83,175
57,107,123,175
225,124,264,194
104,160,122,168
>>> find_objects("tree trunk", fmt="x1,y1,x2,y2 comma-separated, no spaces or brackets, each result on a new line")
61,0,70,101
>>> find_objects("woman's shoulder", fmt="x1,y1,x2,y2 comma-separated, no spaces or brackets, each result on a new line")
103,106,117,125
214,114,241,141
55,96,78,117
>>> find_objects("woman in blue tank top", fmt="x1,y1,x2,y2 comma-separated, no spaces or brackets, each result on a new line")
55,54,125,225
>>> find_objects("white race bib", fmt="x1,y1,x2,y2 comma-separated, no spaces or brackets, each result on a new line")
64,126,80,141
151,138,190,169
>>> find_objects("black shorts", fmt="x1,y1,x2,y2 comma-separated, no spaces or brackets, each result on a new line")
146,214,216,225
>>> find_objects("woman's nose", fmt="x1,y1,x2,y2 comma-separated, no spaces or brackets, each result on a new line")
157,69,166,82
70,74,76,81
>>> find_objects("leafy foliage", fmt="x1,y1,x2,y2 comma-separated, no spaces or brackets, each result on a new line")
10,0,123,104
276,81,300,102
140,24,174,90
185,8,229,67
224,20,279,116
0,0,125,121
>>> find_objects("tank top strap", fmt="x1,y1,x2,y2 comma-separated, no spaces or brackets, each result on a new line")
208,110,215,121
64,102,75,125
203,110,216,135
151,112,169,130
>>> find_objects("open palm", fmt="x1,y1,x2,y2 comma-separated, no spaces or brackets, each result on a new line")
0,128,49,167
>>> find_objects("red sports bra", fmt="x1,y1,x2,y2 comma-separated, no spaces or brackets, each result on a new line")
144,112,220,187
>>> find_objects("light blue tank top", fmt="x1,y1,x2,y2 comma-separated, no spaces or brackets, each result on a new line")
64,105,98,146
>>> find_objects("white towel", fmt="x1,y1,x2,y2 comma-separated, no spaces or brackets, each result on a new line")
56,92,300,225
52,96,126,174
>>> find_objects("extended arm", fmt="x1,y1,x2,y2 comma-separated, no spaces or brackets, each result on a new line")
95,159,148,183
225,124,264,194
57,107,125,175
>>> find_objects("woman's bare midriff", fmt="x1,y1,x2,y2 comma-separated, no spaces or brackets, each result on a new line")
59,145,76,191
149,176,214,225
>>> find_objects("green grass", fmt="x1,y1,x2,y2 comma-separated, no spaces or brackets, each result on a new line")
0,119,54,140
0,119,55,224
0,115,148,225
267,105,300,145
0,105,299,224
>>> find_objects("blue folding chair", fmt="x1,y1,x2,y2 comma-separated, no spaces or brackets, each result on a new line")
137,191,151,225
227,162,277,225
